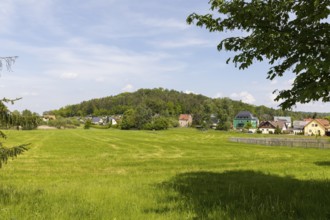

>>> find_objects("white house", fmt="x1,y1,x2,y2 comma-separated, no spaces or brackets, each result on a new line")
274,116,292,128
258,120,287,134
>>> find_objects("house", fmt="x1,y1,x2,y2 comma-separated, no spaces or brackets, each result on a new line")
274,116,292,128
91,117,103,125
179,114,193,127
258,121,287,134
42,115,56,122
233,111,259,130
304,119,330,136
292,120,308,134
109,117,117,125
210,114,219,129
89,116,120,126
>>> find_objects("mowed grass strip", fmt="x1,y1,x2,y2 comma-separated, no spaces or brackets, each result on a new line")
1,129,330,219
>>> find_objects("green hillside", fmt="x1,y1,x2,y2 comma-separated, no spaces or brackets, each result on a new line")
48,88,319,124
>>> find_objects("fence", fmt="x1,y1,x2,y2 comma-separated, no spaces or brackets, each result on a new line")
229,137,330,149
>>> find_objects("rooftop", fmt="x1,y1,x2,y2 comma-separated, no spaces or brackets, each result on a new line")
235,111,257,120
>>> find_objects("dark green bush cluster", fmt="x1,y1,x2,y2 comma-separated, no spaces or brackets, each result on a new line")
143,117,169,130
84,119,91,129
90,124,111,129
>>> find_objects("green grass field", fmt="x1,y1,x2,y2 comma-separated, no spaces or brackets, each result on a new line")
1,128,330,219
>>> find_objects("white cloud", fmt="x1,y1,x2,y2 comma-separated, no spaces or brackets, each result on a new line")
231,91,256,104
184,90,197,94
287,78,294,85
293,102,330,113
2,39,182,81
214,92,223,98
139,17,187,30
21,92,39,97
270,79,278,85
122,84,134,92
152,38,212,49
0,0,14,33
267,93,281,107
60,72,79,79
95,77,105,82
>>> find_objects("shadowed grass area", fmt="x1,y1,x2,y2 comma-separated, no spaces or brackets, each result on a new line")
158,171,330,219
315,161,330,166
0,128,330,219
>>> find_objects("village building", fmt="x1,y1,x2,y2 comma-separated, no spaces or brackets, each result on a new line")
109,117,117,126
292,120,308,134
178,114,193,127
233,111,259,130
42,115,56,122
91,117,104,125
303,119,330,136
90,116,118,126
274,116,292,128
258,120,287,134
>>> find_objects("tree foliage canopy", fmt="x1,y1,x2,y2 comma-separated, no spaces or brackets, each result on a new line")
187,0,330,109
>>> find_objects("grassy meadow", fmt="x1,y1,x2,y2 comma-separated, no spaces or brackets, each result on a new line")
1,128,330,219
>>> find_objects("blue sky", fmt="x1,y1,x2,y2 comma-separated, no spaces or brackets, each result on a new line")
1,0,329,114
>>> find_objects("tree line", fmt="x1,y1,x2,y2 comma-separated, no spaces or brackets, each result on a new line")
47,88,323,130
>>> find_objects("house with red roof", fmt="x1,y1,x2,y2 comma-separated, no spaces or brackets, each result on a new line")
178,114,193,127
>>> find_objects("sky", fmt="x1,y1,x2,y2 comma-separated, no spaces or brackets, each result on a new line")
1,0,329,114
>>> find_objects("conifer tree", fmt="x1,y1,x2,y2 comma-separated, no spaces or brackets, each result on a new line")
0,57,29,168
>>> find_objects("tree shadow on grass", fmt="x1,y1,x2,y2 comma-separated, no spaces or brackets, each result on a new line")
155,171,330,219
314,161,330,166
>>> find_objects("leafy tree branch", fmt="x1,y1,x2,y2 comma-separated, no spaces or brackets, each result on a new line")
187,0,329,109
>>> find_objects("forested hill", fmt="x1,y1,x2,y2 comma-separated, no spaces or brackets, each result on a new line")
48,88,319,123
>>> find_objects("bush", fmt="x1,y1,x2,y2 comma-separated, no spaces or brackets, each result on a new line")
153,117,169,130
274,126,282,134
216,121,231,131
167,117,179,128
111,124,120,129
143,122,153,130
143,117,169,130
84,120,92,129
